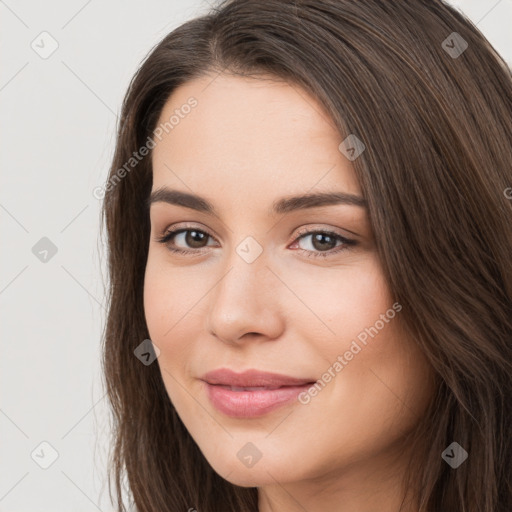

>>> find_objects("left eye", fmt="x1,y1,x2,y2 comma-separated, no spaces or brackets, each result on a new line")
290,230,357,258
156,228,357,259
294,231,346,252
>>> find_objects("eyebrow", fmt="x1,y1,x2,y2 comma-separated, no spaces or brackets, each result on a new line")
147,187,367,216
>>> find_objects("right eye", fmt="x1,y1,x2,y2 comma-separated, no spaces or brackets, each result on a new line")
155,227,218,255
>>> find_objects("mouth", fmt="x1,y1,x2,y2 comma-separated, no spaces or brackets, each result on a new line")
200,369,317,418
201,368,316,388
213,384,313,391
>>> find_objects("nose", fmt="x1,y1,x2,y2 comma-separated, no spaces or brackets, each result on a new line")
206,248,285,346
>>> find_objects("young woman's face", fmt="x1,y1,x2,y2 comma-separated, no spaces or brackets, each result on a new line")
144,73,434,492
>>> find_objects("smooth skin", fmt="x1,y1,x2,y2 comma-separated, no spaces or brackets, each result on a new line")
144,73,435,512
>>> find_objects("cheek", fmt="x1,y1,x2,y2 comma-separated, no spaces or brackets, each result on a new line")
143,259,167,338
143,249,391,348
143,254,186,349
281,254,393,342
143,254,205,368
143,251,192,333
289,256,432,423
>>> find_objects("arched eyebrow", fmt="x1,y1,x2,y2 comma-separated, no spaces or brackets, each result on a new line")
147,187,367,218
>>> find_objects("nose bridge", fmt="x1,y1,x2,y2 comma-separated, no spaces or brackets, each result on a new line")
206,235,284,343
214,236,271,315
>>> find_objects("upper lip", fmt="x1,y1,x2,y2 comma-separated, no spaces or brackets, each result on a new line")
201,368,316,387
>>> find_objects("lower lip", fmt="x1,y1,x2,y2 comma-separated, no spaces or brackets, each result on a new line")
203,381,314,418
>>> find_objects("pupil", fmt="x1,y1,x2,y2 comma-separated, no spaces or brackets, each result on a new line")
313,233,335,251
186,230,207,248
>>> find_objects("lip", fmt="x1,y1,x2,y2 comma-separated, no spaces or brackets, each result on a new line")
200,368,317,418
201,368,316,387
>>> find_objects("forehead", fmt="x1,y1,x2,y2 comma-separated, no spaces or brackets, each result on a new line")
151,73,361,200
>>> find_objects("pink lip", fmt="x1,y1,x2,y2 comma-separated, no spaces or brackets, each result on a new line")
200,368,317,418
201,368,316,387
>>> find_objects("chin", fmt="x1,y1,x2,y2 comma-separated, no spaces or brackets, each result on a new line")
207,457,286,487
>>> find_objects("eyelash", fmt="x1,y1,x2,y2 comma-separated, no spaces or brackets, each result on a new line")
155,225,357,259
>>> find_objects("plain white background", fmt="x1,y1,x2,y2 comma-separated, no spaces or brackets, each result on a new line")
1,1,511,510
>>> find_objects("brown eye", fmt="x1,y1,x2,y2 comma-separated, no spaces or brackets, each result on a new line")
156,228,215,254
290,229,357,259
181,230,209,248
305,232,339,252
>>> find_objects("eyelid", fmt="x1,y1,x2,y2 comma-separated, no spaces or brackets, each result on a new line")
159,221,217,239
292,224,355,240
157,222,353,240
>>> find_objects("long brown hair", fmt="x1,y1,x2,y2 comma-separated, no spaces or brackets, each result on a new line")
100,1,512,510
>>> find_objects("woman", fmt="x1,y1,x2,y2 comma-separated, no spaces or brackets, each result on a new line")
100,0,512,510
